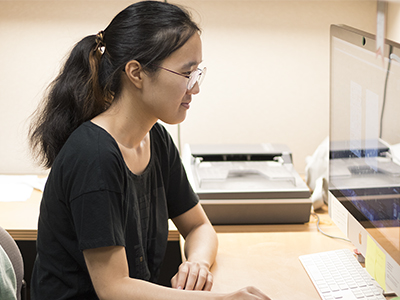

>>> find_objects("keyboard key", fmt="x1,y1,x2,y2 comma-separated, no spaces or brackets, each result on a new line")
332,291,344,299
329,284,340,292
348,281,359,289
320,286,331,293
373,289,382,296
352,289,365,298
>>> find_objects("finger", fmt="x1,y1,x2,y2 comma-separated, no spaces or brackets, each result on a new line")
203,272,213,291
184,265,200,290
175,264,189,289
193,268,209,290
170,273,178,289
247,286,271,300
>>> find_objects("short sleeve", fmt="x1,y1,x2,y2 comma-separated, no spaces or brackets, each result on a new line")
167,155,199,219
70,190,127,250
56,122,129,251
152,123,199,219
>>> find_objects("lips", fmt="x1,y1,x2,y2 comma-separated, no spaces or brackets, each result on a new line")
181,101,191,109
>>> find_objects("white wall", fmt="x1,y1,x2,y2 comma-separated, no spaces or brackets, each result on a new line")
0,1,381,175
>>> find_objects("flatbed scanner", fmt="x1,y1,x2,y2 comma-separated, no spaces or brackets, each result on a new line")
182,144,311,225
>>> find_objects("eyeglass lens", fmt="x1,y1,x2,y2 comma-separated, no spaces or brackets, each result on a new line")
188,68,206,90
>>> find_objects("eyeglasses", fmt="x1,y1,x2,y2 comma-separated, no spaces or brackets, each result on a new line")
152,65,206,90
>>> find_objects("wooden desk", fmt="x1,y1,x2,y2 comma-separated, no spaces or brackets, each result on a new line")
0,189,42,240
209,209,357,299
0,189,180,241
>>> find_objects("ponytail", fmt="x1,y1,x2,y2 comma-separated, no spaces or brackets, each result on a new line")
29,35,111,169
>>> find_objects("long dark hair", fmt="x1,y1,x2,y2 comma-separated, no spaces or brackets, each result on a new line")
29,0,200,169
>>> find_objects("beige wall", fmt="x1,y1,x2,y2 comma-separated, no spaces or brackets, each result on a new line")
0,1,387,175
388,1,400,42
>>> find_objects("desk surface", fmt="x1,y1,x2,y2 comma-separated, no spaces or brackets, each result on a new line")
210,210,357,300
0,189,180,241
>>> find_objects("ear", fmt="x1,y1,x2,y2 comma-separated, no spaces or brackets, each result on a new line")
124,60,144,89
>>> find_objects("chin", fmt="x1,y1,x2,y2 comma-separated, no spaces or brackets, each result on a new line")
160,114,187,125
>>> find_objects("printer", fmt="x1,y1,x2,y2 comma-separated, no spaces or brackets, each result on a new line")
182,143,311,225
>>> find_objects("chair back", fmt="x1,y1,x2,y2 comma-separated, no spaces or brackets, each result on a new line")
0,226,24,300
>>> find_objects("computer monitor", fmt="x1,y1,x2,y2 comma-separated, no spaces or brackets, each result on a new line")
328,24,400,296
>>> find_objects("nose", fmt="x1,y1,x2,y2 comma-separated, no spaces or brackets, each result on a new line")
187,82,200,95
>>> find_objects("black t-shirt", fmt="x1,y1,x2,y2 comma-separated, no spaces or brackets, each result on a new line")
31,121,198,300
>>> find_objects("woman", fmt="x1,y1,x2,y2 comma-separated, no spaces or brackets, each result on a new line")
29,1,270,299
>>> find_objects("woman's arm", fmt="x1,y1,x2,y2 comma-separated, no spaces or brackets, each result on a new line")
171,203,218,291
83,245,207,300
83,245,271,300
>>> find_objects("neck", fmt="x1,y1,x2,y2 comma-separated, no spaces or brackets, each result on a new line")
92,90,156,150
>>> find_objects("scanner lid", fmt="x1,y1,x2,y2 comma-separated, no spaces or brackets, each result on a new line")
189,143,291,156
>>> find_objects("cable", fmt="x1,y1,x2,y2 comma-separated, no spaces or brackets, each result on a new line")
311,213,352,243
380,45,393,139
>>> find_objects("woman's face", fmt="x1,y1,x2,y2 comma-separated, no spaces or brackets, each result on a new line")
142,33,203,125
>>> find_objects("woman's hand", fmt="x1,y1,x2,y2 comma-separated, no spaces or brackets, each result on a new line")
171,261,213,291
222,287,272,300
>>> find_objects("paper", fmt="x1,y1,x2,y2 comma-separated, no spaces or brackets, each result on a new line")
0,175,47,202
366,235,387,290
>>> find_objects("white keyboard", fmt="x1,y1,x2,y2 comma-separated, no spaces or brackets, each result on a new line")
299,249,385,300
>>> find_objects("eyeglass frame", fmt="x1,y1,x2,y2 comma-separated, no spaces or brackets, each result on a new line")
151,64,206,90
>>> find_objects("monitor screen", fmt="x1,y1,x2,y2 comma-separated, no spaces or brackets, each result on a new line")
329,24,400,295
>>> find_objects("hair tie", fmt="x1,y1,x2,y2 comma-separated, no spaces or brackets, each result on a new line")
95,30,106,54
